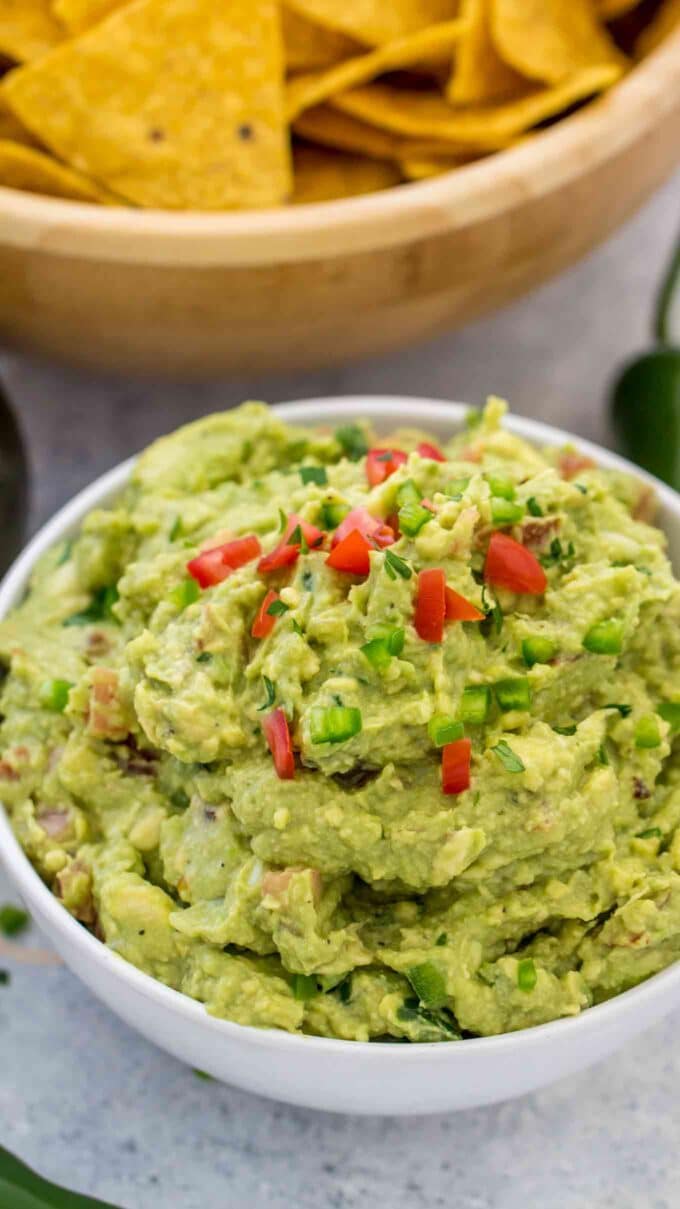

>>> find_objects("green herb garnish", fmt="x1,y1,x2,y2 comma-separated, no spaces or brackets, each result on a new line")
267,598,290,617
384,549,412,580
553,724,577,736
491,740,525,773
63,584,119,627
300,466,328,487
526,497,544,517
335,424,368,462
257,676,276,712
291,974,319,1001
604,703,632,717
169,516,183,542
637,827,662,840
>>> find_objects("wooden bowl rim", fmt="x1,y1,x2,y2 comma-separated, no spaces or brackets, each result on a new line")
0,25,678,266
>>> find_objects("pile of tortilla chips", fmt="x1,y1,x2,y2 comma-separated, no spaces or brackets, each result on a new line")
0,0,676,209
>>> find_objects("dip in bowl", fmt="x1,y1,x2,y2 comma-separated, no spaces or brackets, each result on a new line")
1,395,679,1114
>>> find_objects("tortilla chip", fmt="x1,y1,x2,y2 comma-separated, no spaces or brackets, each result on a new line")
0,0,63,62
0,138,116,201
292,144,401,202
287,19,466,120
51,0,126,33
332,65,622,148
3,0,291,210
285,0,460,48
597,0,641,18
448,0,527,103
491,0,626,85
293,104,402,159
282,7,362,71
399,155,465,178
636,0,680,54
0,96,37,144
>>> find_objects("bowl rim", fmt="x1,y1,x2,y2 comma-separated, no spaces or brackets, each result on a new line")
2,393,680,1061
0,28,679,266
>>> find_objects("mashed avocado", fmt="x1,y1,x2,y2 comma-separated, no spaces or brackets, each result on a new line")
1,398,680,1042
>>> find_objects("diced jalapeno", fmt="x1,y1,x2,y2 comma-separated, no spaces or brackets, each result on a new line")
428,715,465,748
634,715,662,749
310,707,362,744
169,577,201,611
407,961,447,1008
658,702,680,733
517,958,537,992
39,679,73,713
396,480,421,508
399,502,433,537
459,684,491,725
486,474,515,500
491,498,524,526
494,677,531,712
445,477,470,498
291,974,319,1001
521,636,557,667
361,627,404,670
320,501,350,530
583,619,624,656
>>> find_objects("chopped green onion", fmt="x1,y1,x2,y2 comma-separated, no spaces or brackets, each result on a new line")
310,706,362,744
540,538,576,569
604,703,632,717
335,424,368,462
435,933,447,947
517,958,537,992
300,466,328,487
257,676,276,712
320,501,350,530
491,740,525,773
634,715,662,749
583,619,624,656
169,516,183,542
169,577,201,611
63,584,119,627
658,702,680,733
267,598,290,617
522,636,556,667
399,502,433,537
486,474,515,501
553,724,577,736
39,678,72,713
0,904,29,938
196,652,212,664
494,677,531,712
491,498,524,526
384,549,412,580
526,497,544,517
291,974,319,1001
407,961,447,1008
459,684,491,725
637,827,662,840
428,715,464,748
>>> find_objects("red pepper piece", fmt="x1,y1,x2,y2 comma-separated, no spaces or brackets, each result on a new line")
442,737,472,795
444,587,485,623
417,441,446,463
484,532,547,596
366,447,407,487
414,568,446,643
251,589,279,638
187,535,261,588
326,529,372,576
258,513,324,574
263,708,295,780
332,507,395,550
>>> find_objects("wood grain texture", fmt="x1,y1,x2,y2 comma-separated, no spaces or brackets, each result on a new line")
0,26,678,379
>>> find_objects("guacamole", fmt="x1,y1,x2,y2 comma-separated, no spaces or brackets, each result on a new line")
1,398,679,1042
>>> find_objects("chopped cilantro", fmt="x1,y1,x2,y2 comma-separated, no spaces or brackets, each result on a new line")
267,599,290,618
335,424,368,462
257,676,276,712
526,497,543,517
63,584,119,627
384,549,412,581
604,703,632,718
300,466,328,487
491,741,525,773
169,516,183,542
553,724,577,736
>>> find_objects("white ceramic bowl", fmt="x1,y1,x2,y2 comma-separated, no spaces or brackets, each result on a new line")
2,396,679,1116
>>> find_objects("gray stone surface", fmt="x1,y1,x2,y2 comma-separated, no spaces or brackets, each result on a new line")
0,170,678,1208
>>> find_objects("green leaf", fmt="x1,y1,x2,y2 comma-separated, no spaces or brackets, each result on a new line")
257,676,276,712
300,466,328,487
384,549,412,581
0,1144,122,1208
491,740,525,773
63,585,119,627
266,599,290,618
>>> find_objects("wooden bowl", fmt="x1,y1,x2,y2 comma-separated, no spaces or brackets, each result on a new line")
1,28,679,380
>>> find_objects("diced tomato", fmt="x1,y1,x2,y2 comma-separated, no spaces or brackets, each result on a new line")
558,451,596,480
417,441,446,463
386,513,401,538
484,532,547,596
326,529,372,576
414,568,446,643
366,448,407,487
251,589,279,638
444,586,485,622
332,507,395,550
187,535,261,588
442,738,472,795
258,513,324,575
263,709,295,780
